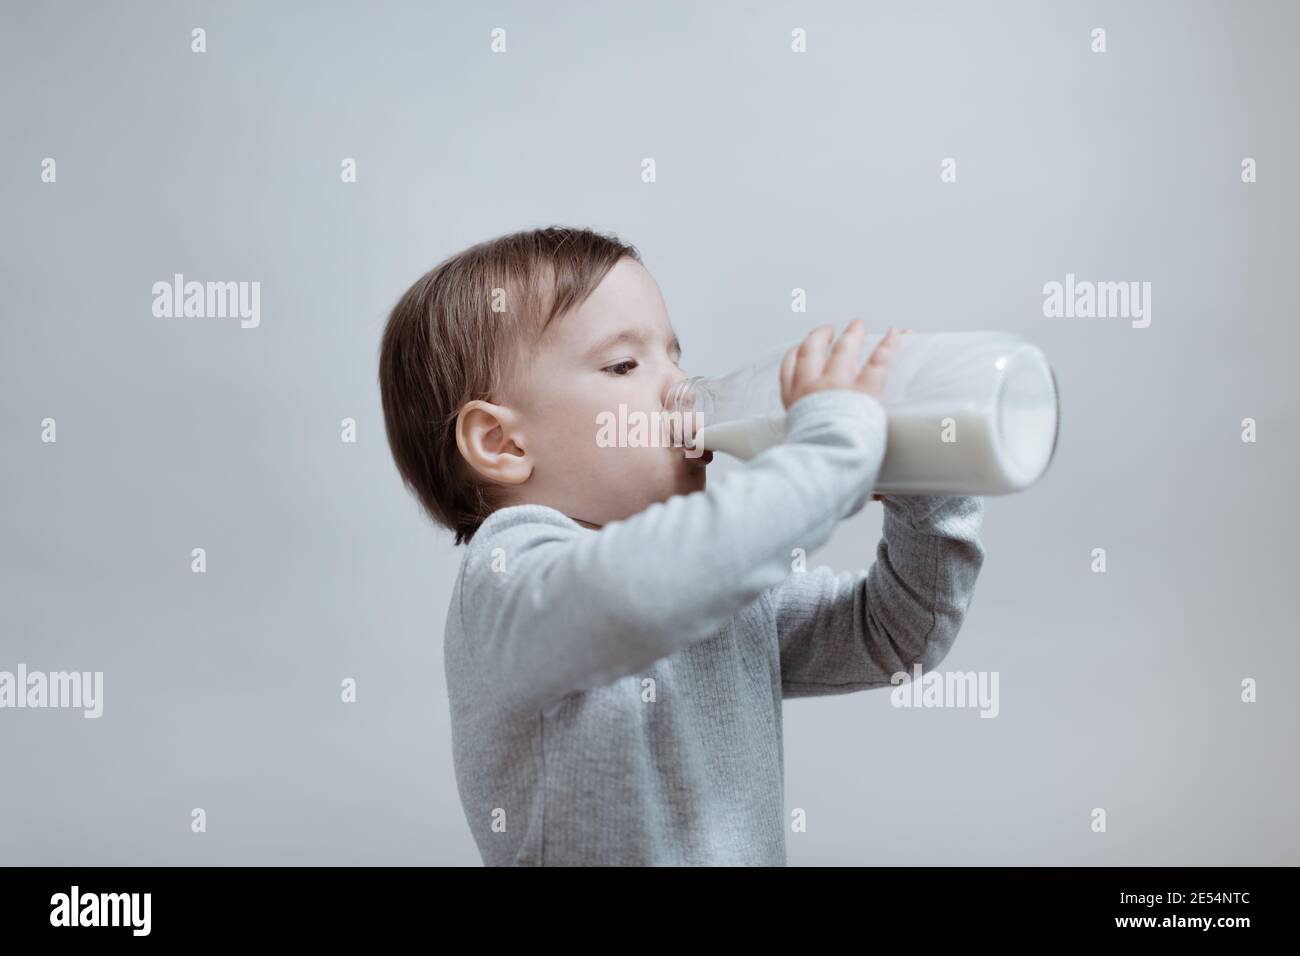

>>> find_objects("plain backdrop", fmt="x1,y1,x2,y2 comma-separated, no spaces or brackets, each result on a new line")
1,0,1297,865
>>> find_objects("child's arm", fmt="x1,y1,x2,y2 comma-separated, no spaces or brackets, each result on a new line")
457,388,888,712
769,494,985,698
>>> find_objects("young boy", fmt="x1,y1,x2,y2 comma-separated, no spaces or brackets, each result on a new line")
379,226,986,866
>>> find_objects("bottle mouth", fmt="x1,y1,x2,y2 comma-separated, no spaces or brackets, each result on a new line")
664,376,706,413
663,376,712,450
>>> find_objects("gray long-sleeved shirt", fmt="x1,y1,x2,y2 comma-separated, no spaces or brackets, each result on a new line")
443,388,986,865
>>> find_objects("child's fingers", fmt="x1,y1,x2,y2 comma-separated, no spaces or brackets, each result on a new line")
824,319,866,382
792,324,834,389
855,326,902,395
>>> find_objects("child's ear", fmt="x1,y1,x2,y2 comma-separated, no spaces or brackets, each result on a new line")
455,400,532,485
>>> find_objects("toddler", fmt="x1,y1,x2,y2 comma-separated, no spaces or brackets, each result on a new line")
378,226,986,865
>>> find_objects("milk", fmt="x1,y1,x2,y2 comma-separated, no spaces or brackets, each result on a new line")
699,401,1055,495
696,412,787,461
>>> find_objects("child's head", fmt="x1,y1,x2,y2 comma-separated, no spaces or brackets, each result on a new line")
379,226,707,544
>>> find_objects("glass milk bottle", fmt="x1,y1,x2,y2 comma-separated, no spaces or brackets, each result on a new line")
664,331,1060,495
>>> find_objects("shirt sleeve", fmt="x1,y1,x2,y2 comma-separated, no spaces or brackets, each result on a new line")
456,388,889,712
768,494,986,699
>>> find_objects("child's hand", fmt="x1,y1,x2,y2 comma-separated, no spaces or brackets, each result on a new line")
779,321,910,503
779,320,905,409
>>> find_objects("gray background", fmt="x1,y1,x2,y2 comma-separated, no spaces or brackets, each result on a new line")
2,0,1296,865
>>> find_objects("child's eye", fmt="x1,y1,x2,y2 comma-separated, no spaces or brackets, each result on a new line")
603,360,638,376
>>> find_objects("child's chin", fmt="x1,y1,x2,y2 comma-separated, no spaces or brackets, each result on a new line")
677,470,706,495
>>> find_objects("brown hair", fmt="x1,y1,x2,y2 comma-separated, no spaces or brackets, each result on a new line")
378,226,641,544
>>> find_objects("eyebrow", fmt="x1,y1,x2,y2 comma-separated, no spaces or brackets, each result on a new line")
585,328,682,362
